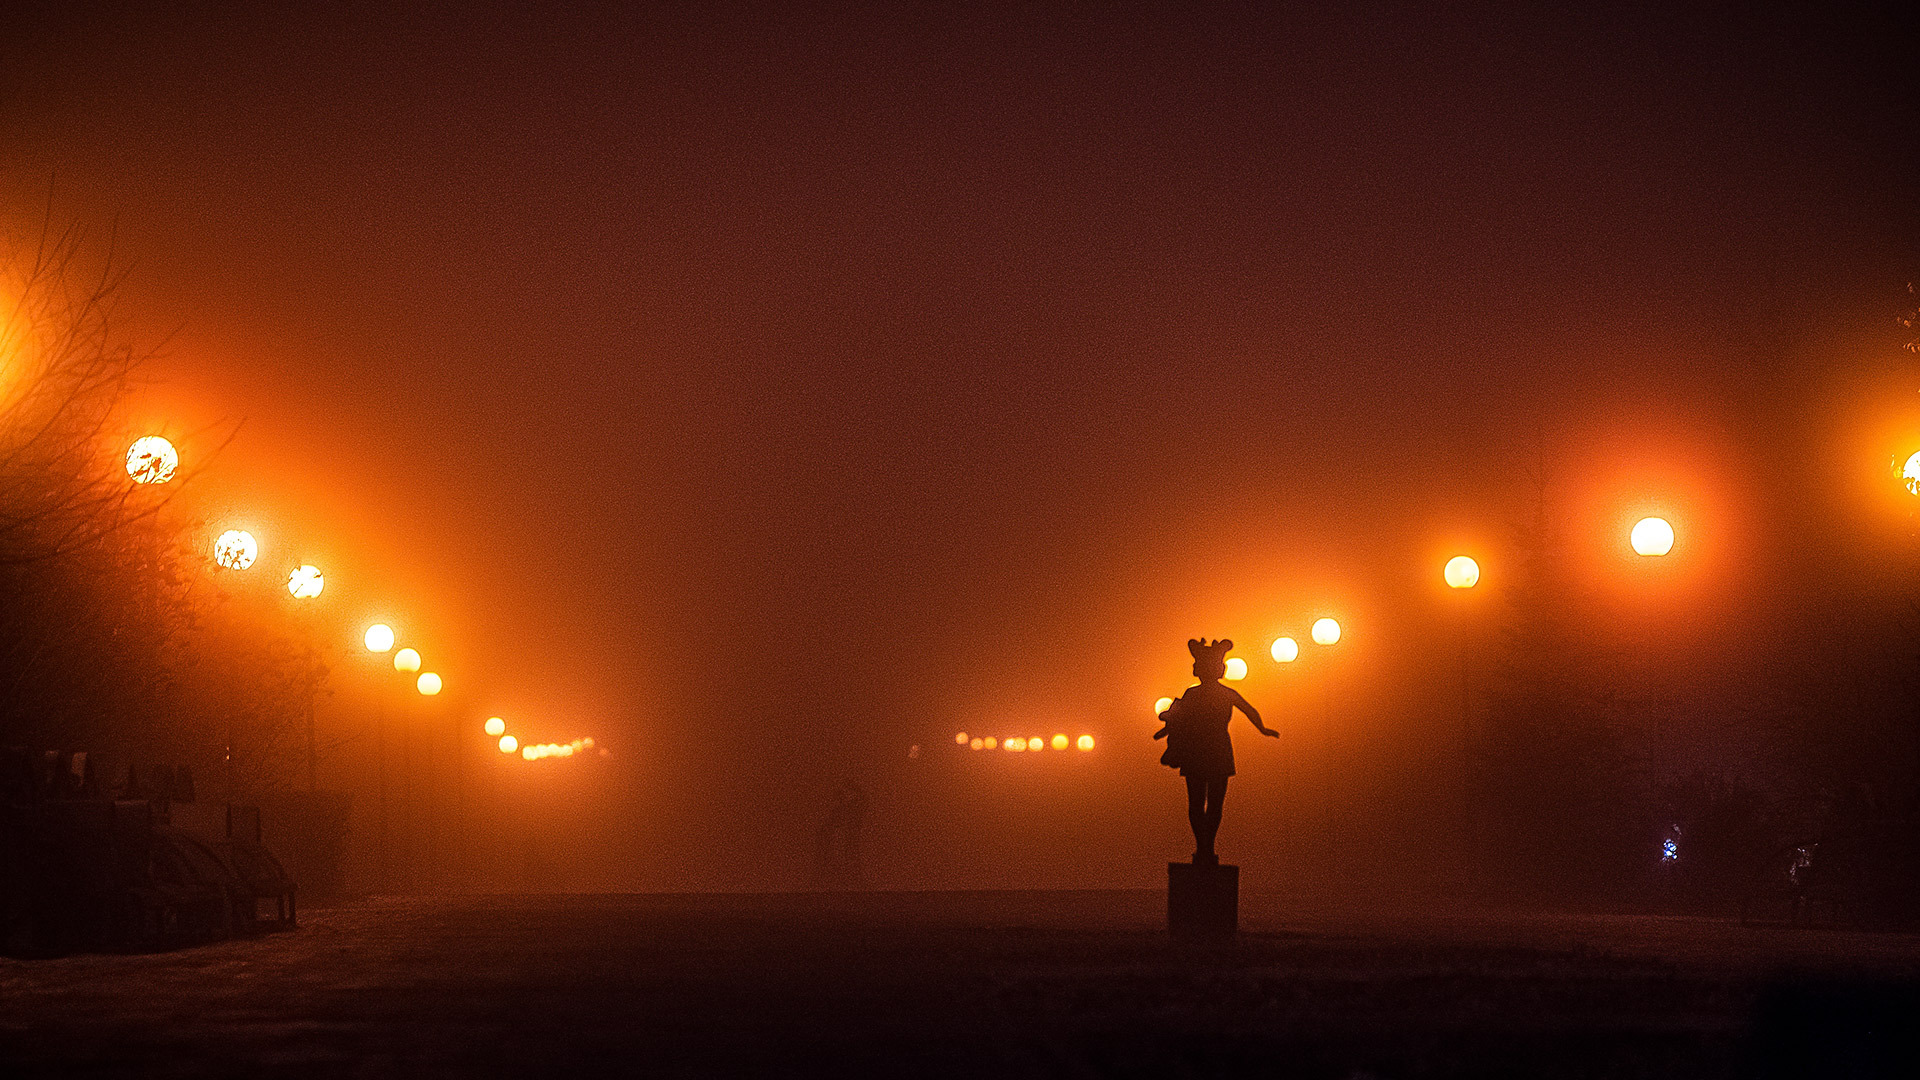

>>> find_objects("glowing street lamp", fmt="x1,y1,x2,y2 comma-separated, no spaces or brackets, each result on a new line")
393,648,422,673
484,717,506,737
1155,696,1174,715
1224,656,1248,681
212,530,257,570
1904,451,1920,495
1270,636,1299,663
498,734,518,754
125,436,178,484
1444,555,1480,590
1076,735,1095,751
287,564,324,598
1445,555,1481,800
364,624,396,653
1311,618,1341,646
417,672,443,696
1631,517,1674,556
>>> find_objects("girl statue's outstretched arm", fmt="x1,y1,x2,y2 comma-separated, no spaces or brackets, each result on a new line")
1231,689,1278,738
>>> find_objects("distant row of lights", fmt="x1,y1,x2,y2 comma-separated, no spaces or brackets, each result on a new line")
481,716,600,761
364,623,443,695
1151,617,1348,714
1145,530,1674,714
956,732,1095,752
133,436,602,757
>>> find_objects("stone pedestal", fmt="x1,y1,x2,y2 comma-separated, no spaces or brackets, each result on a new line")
1167,861,1238,940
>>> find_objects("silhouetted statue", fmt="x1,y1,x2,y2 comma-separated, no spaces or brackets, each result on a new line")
1156,638,1276,864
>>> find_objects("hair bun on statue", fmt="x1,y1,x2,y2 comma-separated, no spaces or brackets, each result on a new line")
1188,638,1233,662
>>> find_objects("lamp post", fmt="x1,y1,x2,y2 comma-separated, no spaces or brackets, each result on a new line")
287,565,324,791
1310,618,1341,725
1445,556,1480,862
1444,556,1480,746
414,670,445,887
364,625,395,893
210,529,256,801
1309,618,1343,872
1629,516,1675,771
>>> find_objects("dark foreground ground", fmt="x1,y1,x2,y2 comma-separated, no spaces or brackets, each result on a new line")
4,890,1919,1078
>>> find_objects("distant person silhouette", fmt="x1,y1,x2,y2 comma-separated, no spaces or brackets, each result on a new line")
1156,638,1276,864
814,781,869,888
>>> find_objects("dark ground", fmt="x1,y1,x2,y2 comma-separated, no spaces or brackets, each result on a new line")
3,891,1918,1078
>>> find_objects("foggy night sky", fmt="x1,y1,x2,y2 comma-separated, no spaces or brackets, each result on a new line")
2,3,1916,890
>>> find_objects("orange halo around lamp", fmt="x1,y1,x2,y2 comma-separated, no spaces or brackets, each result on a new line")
1631,517,1674,556
393,648,422,673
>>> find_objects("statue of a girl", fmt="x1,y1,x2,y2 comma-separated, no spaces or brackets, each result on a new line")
1155,638,1277,864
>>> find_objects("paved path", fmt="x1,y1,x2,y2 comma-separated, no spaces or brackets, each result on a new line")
3,892,1918,1077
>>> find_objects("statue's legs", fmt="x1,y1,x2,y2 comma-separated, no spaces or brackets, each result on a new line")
1185,776,1229,860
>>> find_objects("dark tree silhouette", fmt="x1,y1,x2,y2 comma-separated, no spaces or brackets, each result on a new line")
1469,465,1641,901
1,223,324,797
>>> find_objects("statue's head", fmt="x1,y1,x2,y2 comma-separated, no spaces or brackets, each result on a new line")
1188,638,1232,681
